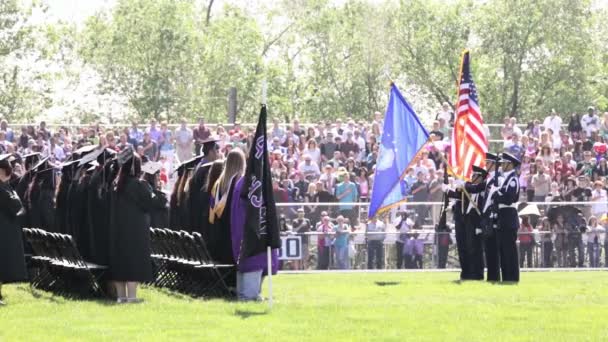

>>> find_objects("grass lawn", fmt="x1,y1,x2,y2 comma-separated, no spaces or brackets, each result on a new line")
0,272,607,341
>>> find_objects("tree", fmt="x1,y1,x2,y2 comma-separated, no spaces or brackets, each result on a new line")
0,0,52,122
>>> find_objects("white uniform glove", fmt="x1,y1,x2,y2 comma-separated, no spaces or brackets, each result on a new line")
441,184,450,193
454,179,466,189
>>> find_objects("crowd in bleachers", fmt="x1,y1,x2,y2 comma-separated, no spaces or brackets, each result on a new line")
2,103,608,270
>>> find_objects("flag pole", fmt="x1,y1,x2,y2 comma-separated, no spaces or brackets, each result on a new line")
261,79,273,310
433,145,481,215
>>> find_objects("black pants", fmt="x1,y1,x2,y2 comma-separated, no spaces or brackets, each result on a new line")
395,242,404,269
498,208,520,282
519,242,533,268
567,236,584,267
367,240,384,269
455,220,467,279
542,241,553,267
413,254,423,269
437,244,449,268
484,231,500,281
404,254,414,269
317,246,330,270
464,215,484,280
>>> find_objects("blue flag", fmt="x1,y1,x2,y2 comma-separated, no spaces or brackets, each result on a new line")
368,84,429,218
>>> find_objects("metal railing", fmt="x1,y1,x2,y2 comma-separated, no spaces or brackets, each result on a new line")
273,201,608,271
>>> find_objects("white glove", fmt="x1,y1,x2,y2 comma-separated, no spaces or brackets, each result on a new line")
441,184,450,193
454,179,466,189
475,228,483,235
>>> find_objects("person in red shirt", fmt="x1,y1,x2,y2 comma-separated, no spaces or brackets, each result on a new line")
519,216,535,268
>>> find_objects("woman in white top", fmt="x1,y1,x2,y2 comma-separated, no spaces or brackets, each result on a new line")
586,216,604,267
303,139,321,165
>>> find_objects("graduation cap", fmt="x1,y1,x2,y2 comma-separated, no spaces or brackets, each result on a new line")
86,161,99,173
173,155,204,175
74,144,98,155
0,153,14,172
142,161,162,175
199,136,220,155
117,146,136,166
500,152,520,166
61,159,81,173
23,152,41,168
78,147,117,166
31,157,50,173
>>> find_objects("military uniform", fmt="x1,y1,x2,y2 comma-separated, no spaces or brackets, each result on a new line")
494,153,521,282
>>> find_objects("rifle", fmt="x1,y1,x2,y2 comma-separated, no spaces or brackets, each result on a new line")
482,155,500,236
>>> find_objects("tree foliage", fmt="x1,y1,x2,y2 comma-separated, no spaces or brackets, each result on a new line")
3,0,608,124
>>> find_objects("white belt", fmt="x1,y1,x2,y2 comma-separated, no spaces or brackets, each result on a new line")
498,204,516,209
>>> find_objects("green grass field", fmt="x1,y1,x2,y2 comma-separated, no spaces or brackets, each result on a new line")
0,272,607,341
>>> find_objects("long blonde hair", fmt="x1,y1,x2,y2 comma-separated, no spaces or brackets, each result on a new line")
215,148,245,195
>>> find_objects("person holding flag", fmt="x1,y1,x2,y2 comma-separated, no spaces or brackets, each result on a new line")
230,104,280,301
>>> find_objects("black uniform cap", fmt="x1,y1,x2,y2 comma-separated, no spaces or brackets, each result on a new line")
500,152,521,166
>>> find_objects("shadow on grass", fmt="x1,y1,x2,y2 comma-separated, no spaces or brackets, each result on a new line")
234,309,268,319
17,286,65,304
374,281,401,287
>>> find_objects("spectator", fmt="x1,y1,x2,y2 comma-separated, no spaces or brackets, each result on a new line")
590,181,607,218
410,171,429,225
292,208,311,270
271,118,285,142
333,215,350,269
193,118,211,154
320,132,337,162
366,216,385,269
568,113,583,140
519,216,534,268
141,132,159,162
158,121,175,171
334,172,358,226
586,216,604,268
531,164,550,202
147,119,161,143
581,106,599,138
435,102,453,125
298,154,321,181
538,217,553,267
176,119,193,163
303,139,321,165
128,121,143,147
0,120,13,142
315,213,333,270
543,109,562,142
553,214,568,267
116,133,132,152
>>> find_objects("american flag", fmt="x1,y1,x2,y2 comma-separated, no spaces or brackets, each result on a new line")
449,50,487,179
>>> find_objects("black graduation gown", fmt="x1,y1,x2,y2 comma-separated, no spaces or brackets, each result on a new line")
65,177,80,238
207,178,237,266
55,173,72,233
73,175,93,260
0,181,27,283
87,167,112,265
188,162,212,233
169,188,180,230
32,172,55,232
150,189,169,228
108,177,165,282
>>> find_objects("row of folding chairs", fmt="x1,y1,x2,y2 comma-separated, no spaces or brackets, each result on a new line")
22,228,107,299
149,228,235,298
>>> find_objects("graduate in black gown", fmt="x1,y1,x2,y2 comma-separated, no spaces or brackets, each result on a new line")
208,149,245,288
188,138,221,233
142,161,169,229
0,154,27,305
27,158,56,232
169,164,185,230
87,149,119,265
201,160,224,240
108,148,166,303
55,160,79,233
170,155,203,231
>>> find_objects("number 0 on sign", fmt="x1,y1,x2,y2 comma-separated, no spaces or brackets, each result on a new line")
279,236,302,260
